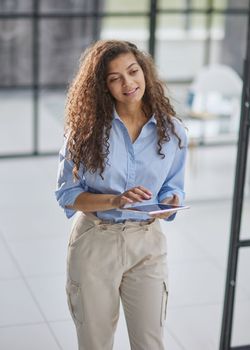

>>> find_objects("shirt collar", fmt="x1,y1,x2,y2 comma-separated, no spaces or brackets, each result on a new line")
113,107,157,125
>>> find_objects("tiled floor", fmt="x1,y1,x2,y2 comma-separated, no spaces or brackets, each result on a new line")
0,145,249,350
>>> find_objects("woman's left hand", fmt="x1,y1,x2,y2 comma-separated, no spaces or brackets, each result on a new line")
150,194,180,220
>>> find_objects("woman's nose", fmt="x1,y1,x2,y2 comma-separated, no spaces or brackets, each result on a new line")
122,76,133,88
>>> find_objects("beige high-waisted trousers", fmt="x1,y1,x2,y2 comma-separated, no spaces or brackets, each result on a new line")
66,212,168,350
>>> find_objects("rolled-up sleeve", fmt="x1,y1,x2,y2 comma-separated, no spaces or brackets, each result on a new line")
157,126,188,221
55,139,88,218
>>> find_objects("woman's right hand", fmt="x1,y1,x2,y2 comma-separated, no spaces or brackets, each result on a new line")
111,186,152,208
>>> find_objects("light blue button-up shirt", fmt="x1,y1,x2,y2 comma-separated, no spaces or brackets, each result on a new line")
55,110,188,222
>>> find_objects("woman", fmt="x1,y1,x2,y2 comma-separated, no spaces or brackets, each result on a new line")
55,40,187,350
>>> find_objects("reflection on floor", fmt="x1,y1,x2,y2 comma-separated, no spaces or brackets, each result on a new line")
0,145,249,350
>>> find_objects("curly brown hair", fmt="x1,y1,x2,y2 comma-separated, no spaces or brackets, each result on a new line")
65,40,183,179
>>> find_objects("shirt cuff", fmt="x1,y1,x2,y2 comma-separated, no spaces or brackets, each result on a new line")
64,207,77,219
56,188,85,219
158,191,185,222
158,190,185,206
164,212,177,222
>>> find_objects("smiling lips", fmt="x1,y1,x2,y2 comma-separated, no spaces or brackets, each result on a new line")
123,87,139,96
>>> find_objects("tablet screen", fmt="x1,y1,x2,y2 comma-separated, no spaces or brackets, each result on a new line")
119,203,190,214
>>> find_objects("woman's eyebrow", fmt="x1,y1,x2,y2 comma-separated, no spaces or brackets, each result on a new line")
126,62,138,70
107,72,120,77
107,62,138,76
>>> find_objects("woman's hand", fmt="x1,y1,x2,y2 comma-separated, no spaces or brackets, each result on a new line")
111,186,152,208
150,194,180,220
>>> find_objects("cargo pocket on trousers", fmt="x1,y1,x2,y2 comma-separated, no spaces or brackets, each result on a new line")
160,281,168,327
66,280,84,326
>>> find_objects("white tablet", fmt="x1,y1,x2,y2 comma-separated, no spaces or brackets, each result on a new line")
117,203,190,215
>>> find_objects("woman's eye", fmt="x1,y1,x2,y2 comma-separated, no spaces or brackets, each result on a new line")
109,77,119,83
130,70,138,75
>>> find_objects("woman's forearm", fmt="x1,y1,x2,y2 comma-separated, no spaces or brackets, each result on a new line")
66,192,117,212
66,186,153,213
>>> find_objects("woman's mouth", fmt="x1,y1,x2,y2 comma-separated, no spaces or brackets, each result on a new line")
123,87,139,96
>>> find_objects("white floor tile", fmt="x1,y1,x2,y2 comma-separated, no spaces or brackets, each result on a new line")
27,274,70,322
0,158,57,203
161,219,208,264
0,158,72,242
165,329,185,350
185,145,237,202
168,259,248,308
175,200,233,272
166,304,223,350
0,237,20,280
0,279,43,326
0,203,71,242
113,304,131,350
168,260,223,307
0,323,61,350
7,236,68,277
50,320,78,350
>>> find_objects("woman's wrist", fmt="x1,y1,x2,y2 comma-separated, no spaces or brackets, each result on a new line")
109,194,120,209
67,192,119,212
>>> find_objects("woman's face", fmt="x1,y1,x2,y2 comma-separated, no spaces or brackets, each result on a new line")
106,52,146,108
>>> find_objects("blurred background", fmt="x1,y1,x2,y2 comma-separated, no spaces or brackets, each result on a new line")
0,0,249,349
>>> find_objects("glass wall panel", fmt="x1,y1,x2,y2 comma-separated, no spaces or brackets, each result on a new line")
0,0,33,12
184,144,237,201
240,138,250,240
40,19,94,85
0,91,33,154
224,0,248,10
0,20,32,86
40,0,99,13
159,0,187,10
101,17,148,51
231,248,250,346
158,12,185,30
219,13,248,77
191,0,208,8
213,0,227,9
160,11,246,146
104,0,148,12
210,14,225,40
189,13,208,31
38,90,65,152
156,14,205,81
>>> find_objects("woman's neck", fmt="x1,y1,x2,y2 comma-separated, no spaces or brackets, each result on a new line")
115,103,148,124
